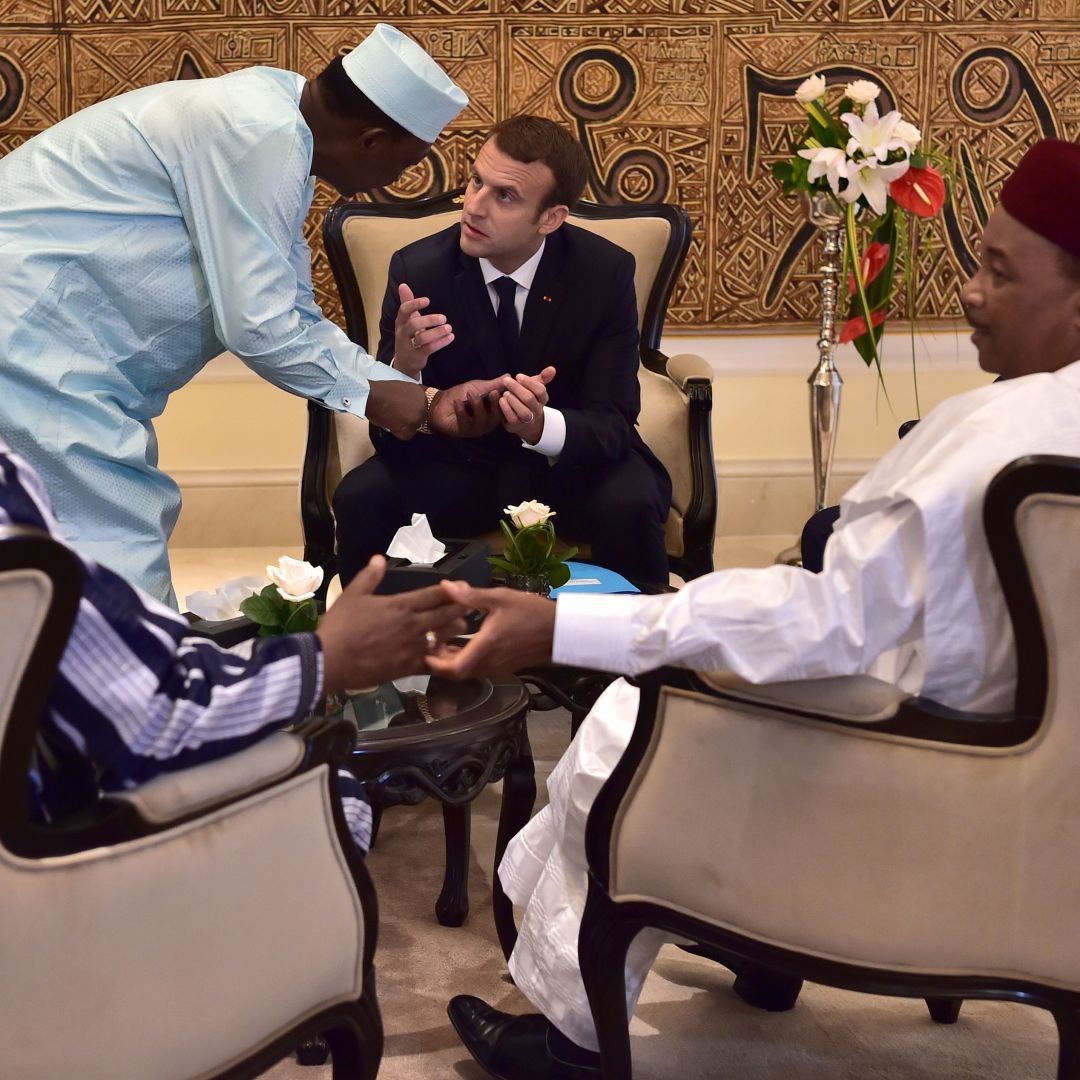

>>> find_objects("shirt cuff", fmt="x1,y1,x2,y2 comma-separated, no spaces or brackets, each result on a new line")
524,406,566,460
553,593,650,673
389,355,423,384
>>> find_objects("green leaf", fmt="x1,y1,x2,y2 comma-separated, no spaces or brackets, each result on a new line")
772,161,794,184
548,561,571,588
283,599,319,634
498,518,518,548
240,592,286,628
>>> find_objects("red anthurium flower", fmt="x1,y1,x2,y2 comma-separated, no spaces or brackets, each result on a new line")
847,241,891,295
889,165,947,217
839,309,887,344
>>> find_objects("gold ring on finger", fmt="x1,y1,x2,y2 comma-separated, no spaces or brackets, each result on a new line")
424,629,438,651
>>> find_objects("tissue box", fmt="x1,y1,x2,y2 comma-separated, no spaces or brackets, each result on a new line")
376,538,492,596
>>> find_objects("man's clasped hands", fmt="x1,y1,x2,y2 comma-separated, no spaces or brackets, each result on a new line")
393,282,555,446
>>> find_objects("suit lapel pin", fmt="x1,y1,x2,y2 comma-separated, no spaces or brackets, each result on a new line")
542,295,553,303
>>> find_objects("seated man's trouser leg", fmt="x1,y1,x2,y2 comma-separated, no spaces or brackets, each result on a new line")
499,679,667,1051
546,452,668,586
333,455,506,586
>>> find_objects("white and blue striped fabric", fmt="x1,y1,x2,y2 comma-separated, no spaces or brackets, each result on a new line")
0,439,371,853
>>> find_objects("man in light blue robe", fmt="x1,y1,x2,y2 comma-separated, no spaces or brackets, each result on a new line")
0,24,494,605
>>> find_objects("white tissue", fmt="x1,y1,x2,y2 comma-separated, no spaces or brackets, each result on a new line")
386,513,447,565
392,674,432,695
185,575,265,621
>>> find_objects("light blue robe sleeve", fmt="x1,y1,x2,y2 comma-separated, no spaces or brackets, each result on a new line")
169,119,410,417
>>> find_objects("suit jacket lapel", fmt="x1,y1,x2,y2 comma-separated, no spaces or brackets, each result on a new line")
456,254,506,380
516,232,565,376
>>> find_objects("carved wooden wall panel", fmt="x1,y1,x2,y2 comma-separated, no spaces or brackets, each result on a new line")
2,3,1077,331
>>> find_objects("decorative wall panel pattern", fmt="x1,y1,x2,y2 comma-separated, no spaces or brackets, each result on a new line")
1,4,1077,332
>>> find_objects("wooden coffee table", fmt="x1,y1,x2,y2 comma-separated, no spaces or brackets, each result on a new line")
339,674,533,954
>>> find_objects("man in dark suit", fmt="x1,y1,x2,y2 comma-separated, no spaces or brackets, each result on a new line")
332,115,672,587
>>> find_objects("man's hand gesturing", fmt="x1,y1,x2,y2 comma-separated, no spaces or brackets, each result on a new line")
393,282,453,379
499,366,556,445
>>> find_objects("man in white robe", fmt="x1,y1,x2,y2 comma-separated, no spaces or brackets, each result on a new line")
0,24,507,606
429,138,1080,1078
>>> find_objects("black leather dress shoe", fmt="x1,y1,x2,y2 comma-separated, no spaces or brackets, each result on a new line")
447,995,601,1079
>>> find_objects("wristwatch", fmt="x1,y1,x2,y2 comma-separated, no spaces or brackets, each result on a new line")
416,385,440,435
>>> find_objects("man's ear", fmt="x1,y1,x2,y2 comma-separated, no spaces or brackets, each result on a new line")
537,204,569,236
356,126,393,152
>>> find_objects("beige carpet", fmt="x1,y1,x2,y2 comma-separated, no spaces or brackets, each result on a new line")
260,708,1059,1079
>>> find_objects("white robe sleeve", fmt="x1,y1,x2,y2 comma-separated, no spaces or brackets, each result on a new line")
170,121,411,418
553,493,928,686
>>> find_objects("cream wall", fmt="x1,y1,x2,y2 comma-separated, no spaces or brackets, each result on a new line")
159,327,989,550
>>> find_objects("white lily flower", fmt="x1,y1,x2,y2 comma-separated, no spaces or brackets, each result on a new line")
841,157,911,215
795,74,826,104
842,101,909,162
845,79,881,106
893,119,922,150
797,146,852,198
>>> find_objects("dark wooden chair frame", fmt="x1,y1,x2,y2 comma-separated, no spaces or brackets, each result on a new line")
1,526,383,1080
301,190,717,586
578,456,1080,1080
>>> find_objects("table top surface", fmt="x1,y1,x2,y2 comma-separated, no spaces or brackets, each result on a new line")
339,673,529,751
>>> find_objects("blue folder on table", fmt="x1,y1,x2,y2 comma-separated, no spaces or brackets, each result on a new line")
551,560,640,597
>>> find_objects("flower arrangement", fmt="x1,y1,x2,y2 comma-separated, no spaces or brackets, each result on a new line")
489,500,577,592
240,555,324,636
772,74,950,380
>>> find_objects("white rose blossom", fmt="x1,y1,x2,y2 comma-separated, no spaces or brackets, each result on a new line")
892,119,922,151
795,73,826,104
266,555,324,602
845,79,881,106
505,500,555,529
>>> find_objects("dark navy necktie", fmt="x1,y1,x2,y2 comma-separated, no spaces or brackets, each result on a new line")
493,275,519,359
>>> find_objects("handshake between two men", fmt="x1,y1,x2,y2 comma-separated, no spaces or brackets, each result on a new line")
317,555,556,697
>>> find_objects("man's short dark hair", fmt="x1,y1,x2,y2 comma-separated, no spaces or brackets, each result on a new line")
316,55,412,141
490,116,589,211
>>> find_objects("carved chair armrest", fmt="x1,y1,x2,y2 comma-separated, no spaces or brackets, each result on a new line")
689,669,1024,748
698,671,912,724
663,351,713,390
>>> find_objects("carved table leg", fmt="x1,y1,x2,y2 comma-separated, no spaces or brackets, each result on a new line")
436,802,471,927
493,739,537,963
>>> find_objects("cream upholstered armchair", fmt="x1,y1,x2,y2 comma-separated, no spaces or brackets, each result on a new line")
0,526,382,1079
579,456,1080,1079
301,191,716,585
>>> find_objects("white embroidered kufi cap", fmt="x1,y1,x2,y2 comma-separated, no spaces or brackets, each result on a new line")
341,23,468,144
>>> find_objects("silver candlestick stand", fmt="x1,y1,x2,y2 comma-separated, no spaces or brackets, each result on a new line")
777,192,846,567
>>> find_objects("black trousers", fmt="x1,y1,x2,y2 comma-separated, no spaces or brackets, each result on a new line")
333,451,669,588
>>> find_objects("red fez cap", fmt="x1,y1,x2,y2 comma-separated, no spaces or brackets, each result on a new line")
1000,139,1080,260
